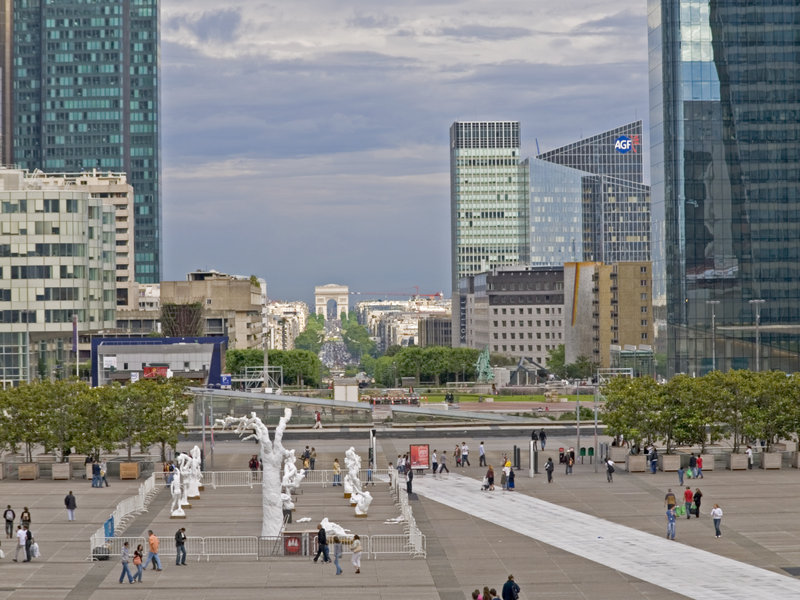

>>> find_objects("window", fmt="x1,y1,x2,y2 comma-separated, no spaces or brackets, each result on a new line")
640,280,648,286
641,293,647,301
641,333,648,340
640,266,647,273
641,306,648,313
641,319,648,326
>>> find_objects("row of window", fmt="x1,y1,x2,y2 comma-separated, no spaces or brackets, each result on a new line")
493,320,563,328
493,331,563,340
493,307,562,315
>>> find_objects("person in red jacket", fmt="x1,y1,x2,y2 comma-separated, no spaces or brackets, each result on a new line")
683,487,694,519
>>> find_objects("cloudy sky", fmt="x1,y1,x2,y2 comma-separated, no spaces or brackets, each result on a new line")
161,0,650,304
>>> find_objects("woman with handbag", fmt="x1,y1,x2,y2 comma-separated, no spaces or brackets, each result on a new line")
350,534,362,574
133,544,144,582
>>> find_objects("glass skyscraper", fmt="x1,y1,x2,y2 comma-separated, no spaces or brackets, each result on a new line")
649,0,800,375
0,0,161,283
532,122,651,265
450,121,530,345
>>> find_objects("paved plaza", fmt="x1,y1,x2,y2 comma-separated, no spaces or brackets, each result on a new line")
0,431,799,599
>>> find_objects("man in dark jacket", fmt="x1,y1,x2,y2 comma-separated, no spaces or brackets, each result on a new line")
502,574,520,600
175,527,187,565
64,491,77,521
313,524,330,563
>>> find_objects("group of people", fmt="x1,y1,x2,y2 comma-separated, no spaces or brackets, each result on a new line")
312,524,363,575
5,505,35,563
301,446,318,470
119,528,188,583
676,454,705,483
481,457,516,491
86,457,109,487
472,575,520,600
664,487,722,539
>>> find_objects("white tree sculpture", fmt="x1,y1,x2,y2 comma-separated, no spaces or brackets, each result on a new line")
344,447,371,516
214,409,293,537
169,468,185,517
343,447,361,495
176,452,192,507
186,445,203,498
281,448,306,495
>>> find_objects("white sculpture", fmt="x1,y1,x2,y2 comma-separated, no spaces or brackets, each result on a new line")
343,447,362,495
320,517,350,539
186,445,203,498
214,409,293,537
281,449,306,495
280,492,294,512
169,468,185,517
176,453,192,507
351,488,373,516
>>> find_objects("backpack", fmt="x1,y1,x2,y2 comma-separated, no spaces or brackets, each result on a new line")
608,465,615,473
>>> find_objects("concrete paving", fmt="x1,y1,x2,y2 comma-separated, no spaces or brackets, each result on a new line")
0,432,798,599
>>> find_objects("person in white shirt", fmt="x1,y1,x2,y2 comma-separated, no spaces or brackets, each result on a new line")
479,442,486,467
432,450,438,475
461,443,470,466
14,525,26,561
710,504,723,538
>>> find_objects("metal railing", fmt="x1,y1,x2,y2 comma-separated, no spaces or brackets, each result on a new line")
201,468,392,490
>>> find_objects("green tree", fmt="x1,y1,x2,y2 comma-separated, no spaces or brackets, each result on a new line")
396,346,424,383
294,315,325,354
546,345,567,379
269,350,323,387
136,377,192,462
341,313,376,360
741,371,799,451
359,354,377,378
448,347,479,383
72,384,125,459
422,346,450,385
226,348,264,375
41,379,94,460
567,355,597,379
601,376,662,450
373,356,397,387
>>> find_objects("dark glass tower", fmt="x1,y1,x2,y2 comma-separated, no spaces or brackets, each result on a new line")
649,0,800,375
0,0,161,283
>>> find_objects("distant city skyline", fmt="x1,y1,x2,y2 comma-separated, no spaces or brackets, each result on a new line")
161,1,649,303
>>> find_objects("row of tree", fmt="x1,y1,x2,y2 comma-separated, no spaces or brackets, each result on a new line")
601,370,800,454
293,313,377,360
360,346,483,387
226,349,324,388
0,378,191,462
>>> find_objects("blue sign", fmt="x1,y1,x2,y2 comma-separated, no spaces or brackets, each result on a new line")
220,374,232,386
614,134,640,154
104,516,115,538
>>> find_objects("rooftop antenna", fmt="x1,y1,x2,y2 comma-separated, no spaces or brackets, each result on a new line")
535,138,541,155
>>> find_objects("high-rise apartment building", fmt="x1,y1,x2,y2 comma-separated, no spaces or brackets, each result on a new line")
450,121,530,345
649,1,800,375
0,0,161,283
531,122,651,266
0,168,117,385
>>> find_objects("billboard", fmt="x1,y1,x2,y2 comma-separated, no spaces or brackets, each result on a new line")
409,444,430,469
143,365,169,378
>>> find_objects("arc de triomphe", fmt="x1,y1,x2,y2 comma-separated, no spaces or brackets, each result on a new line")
314,284,349,320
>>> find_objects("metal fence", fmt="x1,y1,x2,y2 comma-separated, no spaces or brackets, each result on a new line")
200,469,392,490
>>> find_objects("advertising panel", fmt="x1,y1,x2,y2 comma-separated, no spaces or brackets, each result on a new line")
409,444,430,469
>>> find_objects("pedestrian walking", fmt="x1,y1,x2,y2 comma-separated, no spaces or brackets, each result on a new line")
119,541,135,583
666,506,677,540
539,429,547,450
91,461,101,487
606,458,615,483
455,445,462,468
693,488,703,518
746,445,753,469
501,574,520,600
406,468,413,494
677,466,685,485
313,410,322,429
664,488,677,509
501,464,509,490
649,447,659,474
367,460,374,486
683,486,694,519
432,449,438,475
175,527,187,565
689,454,698,478
532,430,539,451
133,544,144,582
507,467,515,490
23,525,33,561
479,441,486,467
545,457,554,483
100,460,109,487
310,447,317,470
438,452,449,474
565,454,574,475
4,505,15,538
13,525,25,561
484,465,495,491
20,507,31,528
146,530,162,570
332,536,343,575
64,490,77,521
696,455,704,479
461,442,470,466
710,504,723,538
351,534,362,574
313,524,330,563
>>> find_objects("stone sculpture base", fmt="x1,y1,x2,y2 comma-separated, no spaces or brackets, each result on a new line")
344,492,351,499
355,513,367,518
350,502,357,507
180,503,193,509
199,485,205,491
170,514,187,519
189,495,200,500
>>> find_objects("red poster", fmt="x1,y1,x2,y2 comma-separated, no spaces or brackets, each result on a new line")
409,444,430,469
143,366,168,378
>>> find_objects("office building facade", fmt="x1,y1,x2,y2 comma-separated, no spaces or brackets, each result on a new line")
450,121,530,345
0,0,161,283
0,168,116,385
532,122,651,266
649,0,800,375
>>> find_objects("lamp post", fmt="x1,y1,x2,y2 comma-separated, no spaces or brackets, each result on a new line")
748,299,765,372
706,300,720,372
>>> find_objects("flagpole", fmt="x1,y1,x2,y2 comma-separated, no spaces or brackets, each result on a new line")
72,315,79,379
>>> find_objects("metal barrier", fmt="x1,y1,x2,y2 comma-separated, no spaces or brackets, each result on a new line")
202,536,260,560
207,471,261,489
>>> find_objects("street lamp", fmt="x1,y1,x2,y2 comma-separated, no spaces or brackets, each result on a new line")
749,299,765,372
706,300,720,371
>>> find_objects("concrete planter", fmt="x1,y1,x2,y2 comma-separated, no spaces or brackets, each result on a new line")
608,447,630,462
727,453,748,470
52,462,71,480
18,463,38,480
658,454,681,472
625,454,647,472
760,452,782,470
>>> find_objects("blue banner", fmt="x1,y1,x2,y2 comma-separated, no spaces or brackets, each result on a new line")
104,516,114,538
